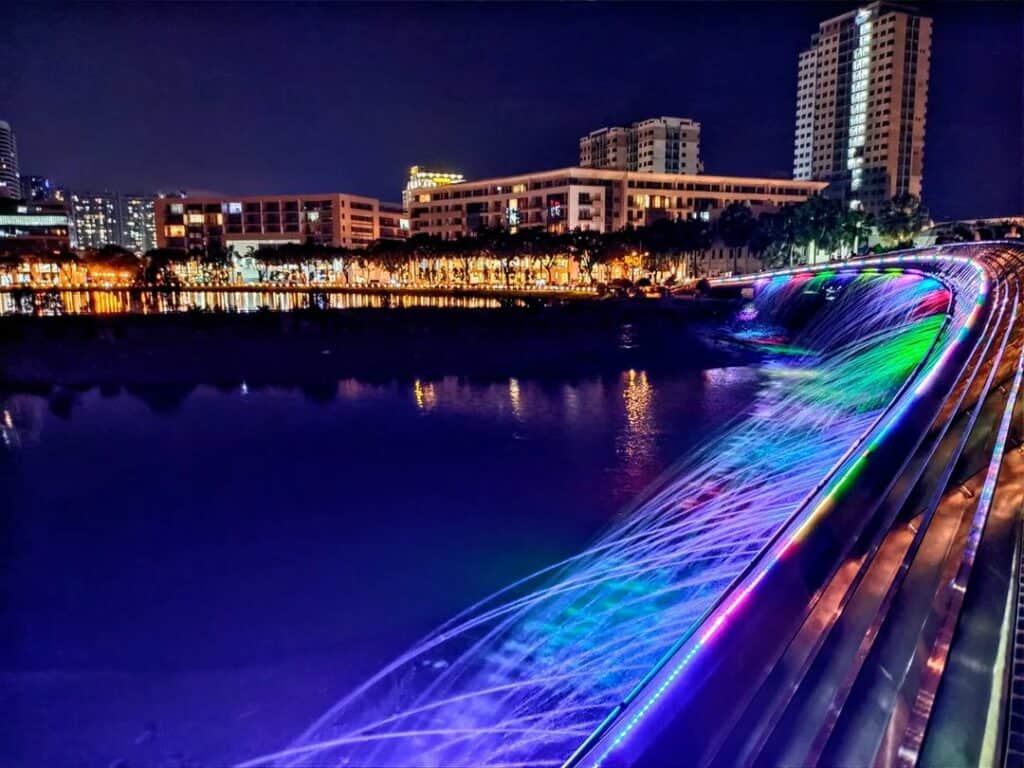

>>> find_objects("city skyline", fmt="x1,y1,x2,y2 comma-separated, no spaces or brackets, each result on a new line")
6,2,1021,220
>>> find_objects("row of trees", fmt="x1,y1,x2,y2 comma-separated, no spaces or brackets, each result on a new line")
2,194,935,289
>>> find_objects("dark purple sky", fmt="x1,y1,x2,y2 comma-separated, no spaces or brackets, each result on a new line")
6,2,1021,219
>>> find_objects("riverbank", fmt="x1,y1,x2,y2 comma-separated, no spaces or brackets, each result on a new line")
0,301,745,396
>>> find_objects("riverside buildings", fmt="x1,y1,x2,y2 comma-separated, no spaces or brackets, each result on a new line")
154,193,406,252
793,2,932,214
580,117,703,175
407,167,825,238
407,167,825,279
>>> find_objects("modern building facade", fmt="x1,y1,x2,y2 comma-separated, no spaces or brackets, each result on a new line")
120,194,158,253
403,166,465,212
407,167,825,239
0,121,21,200
580,117,703,175
0,199,73,253
70,192,120,249
793,2,932,214
154,193,406,253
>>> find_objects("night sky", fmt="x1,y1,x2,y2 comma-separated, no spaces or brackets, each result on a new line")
6,2,1021,220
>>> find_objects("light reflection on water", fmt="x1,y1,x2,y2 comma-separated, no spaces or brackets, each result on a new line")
1,366,763,766
619,368,656,486
0,289,511,316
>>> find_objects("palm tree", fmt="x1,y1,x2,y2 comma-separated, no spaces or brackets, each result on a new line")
639,219,676,280
564,228,604,286
757,207,799,268
82,244,144,284
677,217,712,278
792,195,844,264
52,248,81,285
366,238,410,285
142,248,188,285
472,226,516,289
717,202,757,273
876,193,929,249
839,208,873,258
535,231,564,286
406,233,444,286
448,234,481,287
509,228,547,288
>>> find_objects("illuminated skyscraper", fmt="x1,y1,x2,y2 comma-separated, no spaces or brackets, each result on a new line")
793,2,931,214
0,121,21,199
580,117,703,175
70,191,120,249
403,166,465,212
120,194,157,253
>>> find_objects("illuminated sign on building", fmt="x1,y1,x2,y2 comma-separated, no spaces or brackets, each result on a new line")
547,196,564,220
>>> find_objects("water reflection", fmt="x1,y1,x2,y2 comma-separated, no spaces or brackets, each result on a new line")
619,369,656,487
0,371,753,500
508,377,523,422
0,395,45,449
2,365,762,766
412,379,437,411
0,288,513,316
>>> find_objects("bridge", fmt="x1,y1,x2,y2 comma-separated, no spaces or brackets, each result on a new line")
242,242,1024,768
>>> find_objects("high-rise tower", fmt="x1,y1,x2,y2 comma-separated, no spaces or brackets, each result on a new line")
0,121,21,199
793,3,931,214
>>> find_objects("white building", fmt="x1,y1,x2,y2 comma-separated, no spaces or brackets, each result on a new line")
0,121,21,200
408,166,825,239
793,2,932,214
580,117,702,175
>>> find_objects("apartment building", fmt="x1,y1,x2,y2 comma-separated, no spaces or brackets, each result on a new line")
121,194,158,253
580,117,703,175
794,2,932,214
154,193,406,252
402,166,465,212
70,191,120,249
408,167,825,239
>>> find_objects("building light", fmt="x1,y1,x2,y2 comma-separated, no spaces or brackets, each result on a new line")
847,11,873,195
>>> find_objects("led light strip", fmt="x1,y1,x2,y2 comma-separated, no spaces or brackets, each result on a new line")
584,250,991,768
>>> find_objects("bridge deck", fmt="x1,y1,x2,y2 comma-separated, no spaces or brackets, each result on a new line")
573,243,1024,768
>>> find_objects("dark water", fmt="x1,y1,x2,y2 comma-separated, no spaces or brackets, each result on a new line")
1,368,761,766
